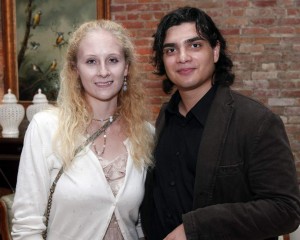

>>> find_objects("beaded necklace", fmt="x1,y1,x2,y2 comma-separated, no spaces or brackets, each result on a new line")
92,115,115,158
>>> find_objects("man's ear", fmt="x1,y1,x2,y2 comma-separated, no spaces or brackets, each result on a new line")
213,42,220,63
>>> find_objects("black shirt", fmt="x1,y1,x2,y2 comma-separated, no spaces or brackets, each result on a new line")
152,85,217,239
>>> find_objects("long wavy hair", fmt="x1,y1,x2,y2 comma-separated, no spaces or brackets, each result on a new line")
152,6,235,94
53,20,154,168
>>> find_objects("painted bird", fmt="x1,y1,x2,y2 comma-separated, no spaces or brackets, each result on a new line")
32,11,42,29
55,32,65,47
49,59,57,72
32,64,43,74
29,41,40,50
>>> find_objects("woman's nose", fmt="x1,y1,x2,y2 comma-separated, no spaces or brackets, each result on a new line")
97,63,110,77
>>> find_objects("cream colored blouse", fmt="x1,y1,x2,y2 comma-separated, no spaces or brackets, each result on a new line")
100,153,127,240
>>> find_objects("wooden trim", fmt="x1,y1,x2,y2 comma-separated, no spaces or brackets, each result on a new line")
1,0,17,95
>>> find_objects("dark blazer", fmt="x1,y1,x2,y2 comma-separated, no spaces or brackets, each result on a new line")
141,85,300,240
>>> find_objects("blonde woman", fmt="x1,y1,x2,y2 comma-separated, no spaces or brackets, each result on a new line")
12,20,154,240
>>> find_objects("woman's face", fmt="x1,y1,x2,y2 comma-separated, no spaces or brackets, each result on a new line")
75,29,128,106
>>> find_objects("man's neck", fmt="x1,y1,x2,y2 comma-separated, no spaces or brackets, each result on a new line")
178,84,212,116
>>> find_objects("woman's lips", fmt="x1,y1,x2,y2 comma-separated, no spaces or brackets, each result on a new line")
94,80,113,87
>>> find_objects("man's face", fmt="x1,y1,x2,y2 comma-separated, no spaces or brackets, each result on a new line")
162,22,220,95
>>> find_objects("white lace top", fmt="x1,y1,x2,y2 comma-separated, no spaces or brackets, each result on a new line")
100,153,128,240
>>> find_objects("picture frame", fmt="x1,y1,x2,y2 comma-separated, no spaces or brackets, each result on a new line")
1,0,110,104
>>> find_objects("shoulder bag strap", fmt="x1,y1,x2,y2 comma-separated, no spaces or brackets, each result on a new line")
42,117,117,239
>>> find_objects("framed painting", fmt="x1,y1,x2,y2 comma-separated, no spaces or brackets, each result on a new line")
1,0,110,103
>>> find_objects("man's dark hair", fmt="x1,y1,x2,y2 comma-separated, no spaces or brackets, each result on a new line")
152,6,235,93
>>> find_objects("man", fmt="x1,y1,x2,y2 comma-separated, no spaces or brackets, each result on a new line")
141,6,300,240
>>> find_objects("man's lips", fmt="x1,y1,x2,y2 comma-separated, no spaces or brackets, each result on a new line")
177,68,194,75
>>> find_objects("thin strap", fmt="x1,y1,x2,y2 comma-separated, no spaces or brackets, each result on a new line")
42,167,63,239
42,117,117,239
74,118,116,156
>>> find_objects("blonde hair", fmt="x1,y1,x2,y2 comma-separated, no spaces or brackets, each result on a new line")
54,20,154,168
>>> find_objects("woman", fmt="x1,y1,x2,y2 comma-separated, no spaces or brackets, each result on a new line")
11,20,154,240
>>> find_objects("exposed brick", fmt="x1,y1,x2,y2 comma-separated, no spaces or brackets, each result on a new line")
261,63,276,71
226,0,249,7
252,71,277,81
250,18,276,25
280,18,300,25
268,98,296,106
288,116,300,124
286,107,300,115
269,26,296,35
253,0,277,7
254,37,279,44
281,90,300,98
242,27,269,35
231,9,246,16
122,21,144,29
222,17,248,26
239,44,265,53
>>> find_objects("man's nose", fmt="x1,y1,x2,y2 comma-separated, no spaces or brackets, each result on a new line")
177,48,192,63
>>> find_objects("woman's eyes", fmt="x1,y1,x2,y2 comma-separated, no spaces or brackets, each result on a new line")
85,58,119,64
86,59,96,64
108,58,119,63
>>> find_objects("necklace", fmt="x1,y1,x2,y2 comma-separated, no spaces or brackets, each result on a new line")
93,131,107,157
92,115,114,123
92,115,116,158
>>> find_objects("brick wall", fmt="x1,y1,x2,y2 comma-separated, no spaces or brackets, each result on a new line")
0,0,300,178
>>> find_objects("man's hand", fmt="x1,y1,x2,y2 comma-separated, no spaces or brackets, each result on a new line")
163,224,187,240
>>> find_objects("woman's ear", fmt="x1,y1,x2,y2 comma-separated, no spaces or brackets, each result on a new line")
70,62,77,71
124,63,129,77
71,61,78,73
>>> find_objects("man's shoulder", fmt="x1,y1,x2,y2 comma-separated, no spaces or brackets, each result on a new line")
228,88,278,123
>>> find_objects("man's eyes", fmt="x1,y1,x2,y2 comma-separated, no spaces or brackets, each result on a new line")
163,48,176,55
191,43,201,48
163,43,202,55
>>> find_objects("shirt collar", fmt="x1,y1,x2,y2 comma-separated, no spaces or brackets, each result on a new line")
165,85,218,126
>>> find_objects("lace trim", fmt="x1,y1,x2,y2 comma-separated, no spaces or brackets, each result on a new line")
99,152,127,240
99,152,128,196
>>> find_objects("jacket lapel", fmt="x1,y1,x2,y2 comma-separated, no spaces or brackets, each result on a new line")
193,85,234,209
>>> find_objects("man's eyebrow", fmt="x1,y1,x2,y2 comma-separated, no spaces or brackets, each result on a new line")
162,43,175,49
185,36,204,43
163,36,204,49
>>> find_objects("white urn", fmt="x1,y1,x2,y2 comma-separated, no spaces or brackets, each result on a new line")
26,89,51,122
0,89,25,138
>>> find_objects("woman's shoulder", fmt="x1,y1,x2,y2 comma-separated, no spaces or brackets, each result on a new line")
24,107,59,145
31,106,59,125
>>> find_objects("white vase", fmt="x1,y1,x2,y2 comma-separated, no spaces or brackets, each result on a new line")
289,226,300,240
26,89,51,122
0,89,25,138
